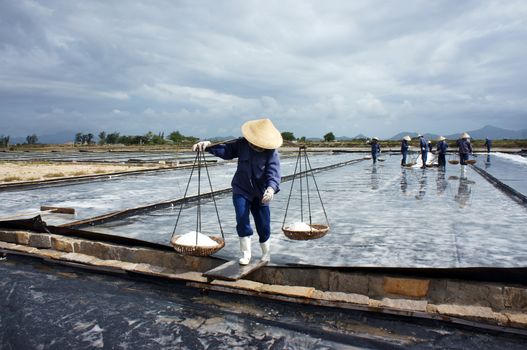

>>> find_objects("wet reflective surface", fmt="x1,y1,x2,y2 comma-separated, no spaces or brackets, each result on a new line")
0,152,353,225
2,152,527,268
92,154,527,268
2,255,526,349
478,153,527,196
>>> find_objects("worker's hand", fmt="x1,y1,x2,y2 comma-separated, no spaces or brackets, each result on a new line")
192,141,211,152
261,187,275,204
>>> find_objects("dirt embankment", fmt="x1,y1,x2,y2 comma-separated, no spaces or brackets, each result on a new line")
0,161,164,184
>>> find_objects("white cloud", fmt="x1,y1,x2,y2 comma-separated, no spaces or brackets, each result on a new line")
1,0,526,138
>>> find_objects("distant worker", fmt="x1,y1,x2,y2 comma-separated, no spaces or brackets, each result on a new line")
192,118,282,265
371,137,381,164
484,137,492,153
458,132,473,165
436,136,448,168
400,135,411,166
428,140,433,153
418,134,428,169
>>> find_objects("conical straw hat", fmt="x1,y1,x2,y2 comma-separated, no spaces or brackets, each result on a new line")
461,132,470,139
437,136,446,141
241,118,283,149
403,135,411,141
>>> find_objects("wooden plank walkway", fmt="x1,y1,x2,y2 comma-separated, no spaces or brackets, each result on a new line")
203,260,267,281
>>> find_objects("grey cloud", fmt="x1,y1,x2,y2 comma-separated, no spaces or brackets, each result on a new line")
1,0,526,140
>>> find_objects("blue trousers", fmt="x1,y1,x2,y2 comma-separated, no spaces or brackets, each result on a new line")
438,154,446,167
421,151,427,167
232,194,271,243
460,153,469,165
401,152,407,165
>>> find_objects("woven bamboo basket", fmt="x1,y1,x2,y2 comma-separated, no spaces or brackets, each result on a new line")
282,224,329,240
448,159,459,165
363,155,372,160
402,162,415,167
377,158,386,162
170,235,225,256
465,159,477,165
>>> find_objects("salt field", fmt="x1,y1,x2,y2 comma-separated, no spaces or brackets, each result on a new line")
0,152,353,225
3,151,525,269
84,152,527,268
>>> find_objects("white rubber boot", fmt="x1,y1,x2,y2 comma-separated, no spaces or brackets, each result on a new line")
260,240,271,262
238,237,251,265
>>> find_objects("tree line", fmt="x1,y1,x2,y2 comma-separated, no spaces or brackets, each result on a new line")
0,134,38,147
281,131,336,142
75,131,198,145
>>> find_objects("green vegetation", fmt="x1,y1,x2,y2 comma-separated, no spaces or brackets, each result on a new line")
0,135,10,148
72,130,198,146
281,131,296,141
26,134,38,145
323,132,335,142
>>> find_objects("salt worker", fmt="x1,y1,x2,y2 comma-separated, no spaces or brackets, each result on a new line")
192,118,282,265
458,132,473,165
400,135,411,166
418,134,428,169
484,137,492,153
436,136,448,168
370,137,381,164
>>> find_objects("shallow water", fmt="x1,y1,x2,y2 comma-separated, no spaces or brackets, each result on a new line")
0,152,354,225
91,154,527,268
478,153,527,196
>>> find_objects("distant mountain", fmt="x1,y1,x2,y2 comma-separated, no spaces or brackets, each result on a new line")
390,125,527,141
389,132,419,140
445,125,527,140
336,136,354,141
352,134,368,140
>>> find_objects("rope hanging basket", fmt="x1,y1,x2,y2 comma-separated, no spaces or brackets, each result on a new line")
171,235,224,256
281,146,330,241
170,150,226,257
448,159,460,164
282,224,329,241
465,159,477,165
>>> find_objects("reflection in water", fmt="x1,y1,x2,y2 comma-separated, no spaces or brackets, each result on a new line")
485,154,491,169
415,169,427,200
436,169,448,195
400,169,408,194
371,165,379,190
454,166,474,208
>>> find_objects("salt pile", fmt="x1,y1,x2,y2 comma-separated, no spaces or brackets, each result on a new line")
286,222,314,231
174,231,219,247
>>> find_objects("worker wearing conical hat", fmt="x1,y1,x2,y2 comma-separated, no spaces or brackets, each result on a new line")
370,137,381,164
418,134,428,169
401,135,411,166
193,118,282,265
458,132,473,165
436,136,448,168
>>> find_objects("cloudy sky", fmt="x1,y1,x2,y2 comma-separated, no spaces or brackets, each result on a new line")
1,0,526,140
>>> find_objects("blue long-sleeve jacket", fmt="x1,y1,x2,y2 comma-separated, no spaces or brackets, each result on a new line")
207,138,281,202
437,140,448,155
458,139,472,155
401,140,409,153
419,138,428,153
371,143,381,155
